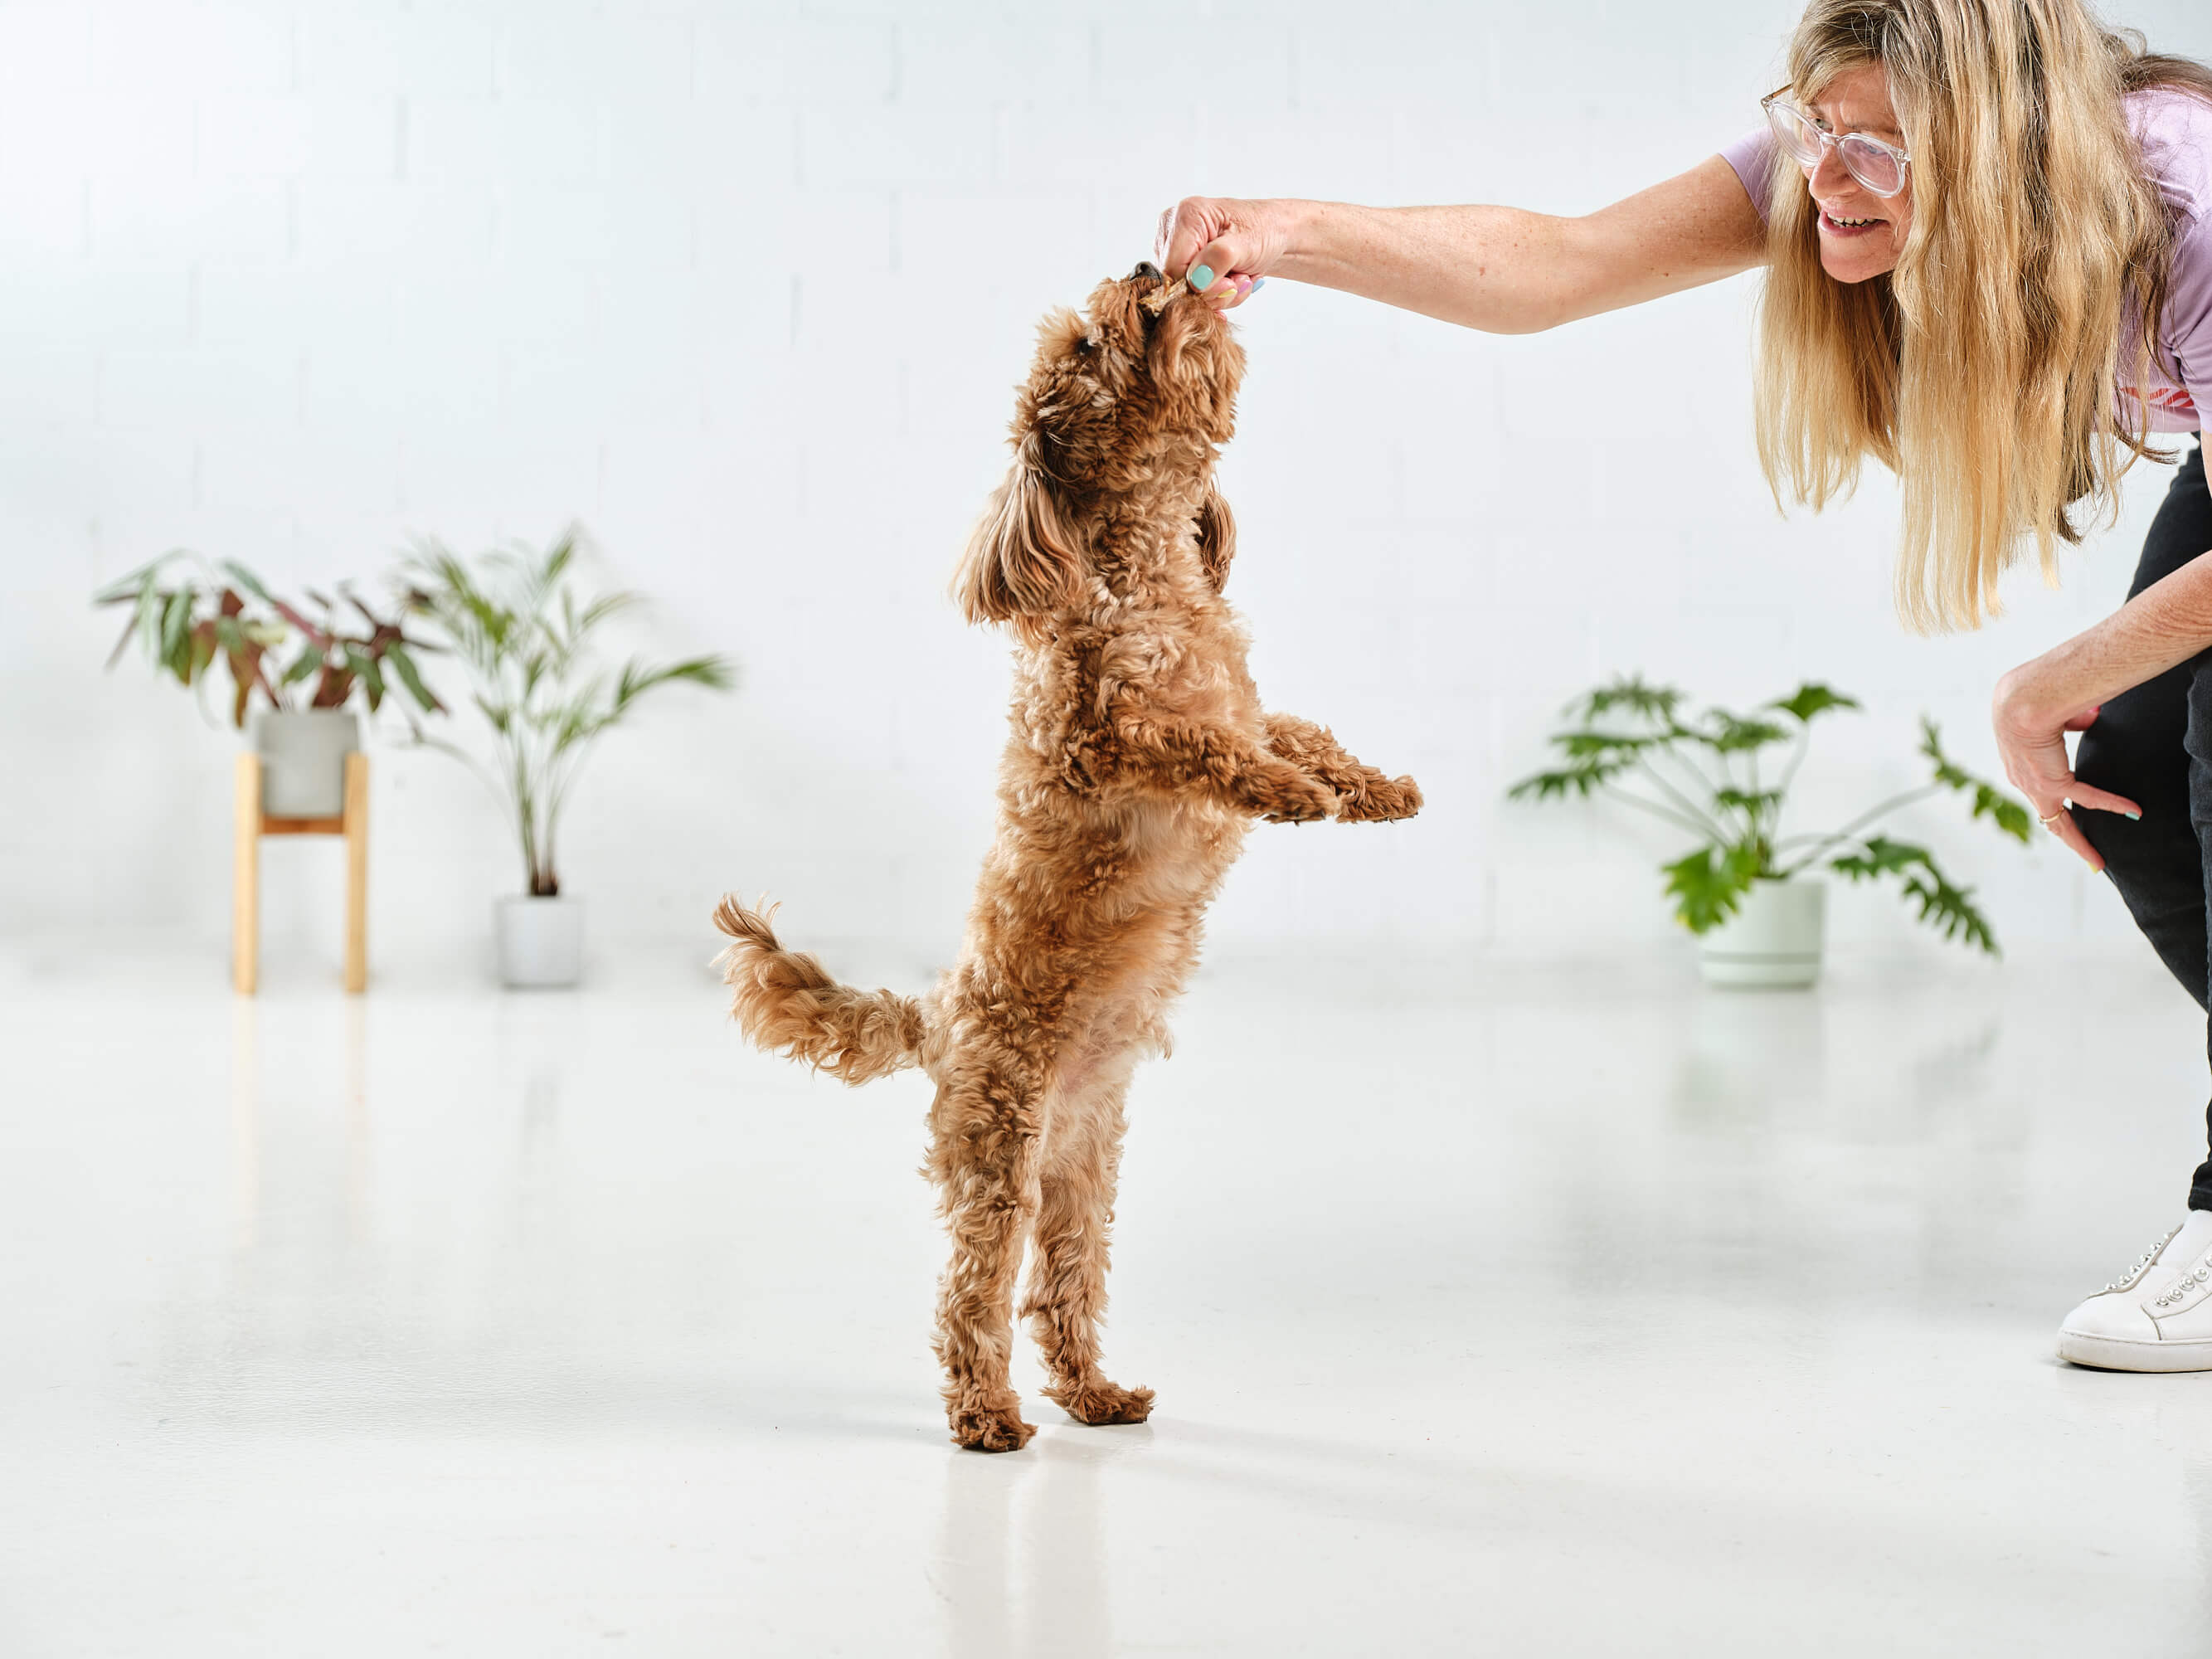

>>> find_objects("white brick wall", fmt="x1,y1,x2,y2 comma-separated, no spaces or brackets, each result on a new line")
4,0,2209,980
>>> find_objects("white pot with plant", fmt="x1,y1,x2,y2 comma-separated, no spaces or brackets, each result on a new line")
95,553,445,815
1510,679,2035,988
401,532,737,990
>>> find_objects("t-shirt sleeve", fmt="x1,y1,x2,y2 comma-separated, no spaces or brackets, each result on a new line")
1720,128,1776,223
2167,210,2212,435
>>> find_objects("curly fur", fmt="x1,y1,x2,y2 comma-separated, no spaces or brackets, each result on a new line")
715,266,1420,1452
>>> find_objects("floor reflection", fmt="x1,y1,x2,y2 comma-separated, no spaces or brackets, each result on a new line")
345,998,371,1243
1670,983,2002,1134
231,995,260,1253
936,1425,1140,1659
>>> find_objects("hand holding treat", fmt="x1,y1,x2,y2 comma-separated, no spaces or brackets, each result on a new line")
1154,195,1295,307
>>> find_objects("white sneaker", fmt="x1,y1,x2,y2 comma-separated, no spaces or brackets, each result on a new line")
2058,1212,2212,1372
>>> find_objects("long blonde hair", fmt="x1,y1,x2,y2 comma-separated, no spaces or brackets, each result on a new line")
1753,0,2212,632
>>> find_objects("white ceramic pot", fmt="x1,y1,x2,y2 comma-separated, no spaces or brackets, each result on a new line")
1698,878,1827,990
254,709,358,817
496,895,582,989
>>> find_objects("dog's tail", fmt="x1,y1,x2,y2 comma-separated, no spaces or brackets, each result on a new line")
712,895,928,1085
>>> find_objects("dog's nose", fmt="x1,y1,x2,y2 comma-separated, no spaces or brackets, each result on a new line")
1130,260,1162,284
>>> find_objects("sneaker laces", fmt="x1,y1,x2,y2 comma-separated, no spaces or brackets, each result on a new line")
2106,1224,2184,1293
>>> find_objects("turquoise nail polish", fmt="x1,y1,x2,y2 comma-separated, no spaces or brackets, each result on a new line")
2127,810,2142,820
1189,264,1214,291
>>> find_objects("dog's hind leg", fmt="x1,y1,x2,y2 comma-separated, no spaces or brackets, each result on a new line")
928,1051,1045,1452
1025,1050,1155,1428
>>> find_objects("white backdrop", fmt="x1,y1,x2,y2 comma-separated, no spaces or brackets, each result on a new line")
3,0,2210,981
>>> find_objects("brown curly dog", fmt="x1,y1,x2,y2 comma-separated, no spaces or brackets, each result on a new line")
713,262,1420,1452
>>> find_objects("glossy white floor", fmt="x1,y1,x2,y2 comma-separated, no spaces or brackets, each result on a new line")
10,937,2212,1657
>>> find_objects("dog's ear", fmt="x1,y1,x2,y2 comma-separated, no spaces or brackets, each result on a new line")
1196,481,1235,593
954,435,1082,625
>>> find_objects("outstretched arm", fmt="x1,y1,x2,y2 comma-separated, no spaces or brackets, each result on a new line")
1263,713,1422,823
1155,155,1764,332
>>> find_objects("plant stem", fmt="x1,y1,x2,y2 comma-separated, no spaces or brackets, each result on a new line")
1601,786,1733,839
1774,783,1943,875
1630,754,1731,842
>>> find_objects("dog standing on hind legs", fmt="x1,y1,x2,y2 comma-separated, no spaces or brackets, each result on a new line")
714,262,1420,1452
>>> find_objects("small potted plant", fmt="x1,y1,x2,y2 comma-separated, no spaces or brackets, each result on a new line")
1508,678,2034,987
399,531,737,989
96,554,445,815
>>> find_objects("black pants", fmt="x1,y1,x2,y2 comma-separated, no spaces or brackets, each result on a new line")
2073,440,2212,1208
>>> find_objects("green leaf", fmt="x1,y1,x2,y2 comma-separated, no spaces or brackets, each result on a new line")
1704,712,1792,753
216,560,275,604
1661,843,1763,933
159,588,194,679
576,593,634,634
1573,675,1685,727
1713,787,1783,815
1832,836,2000,955
540,535,576,591
1831,834,1932,881
343,646,386,713
1507,757,1638,801
93,555,186,615
1769,684,1861,724
134,581,166,664
608,654,737,716
92,554,175,608
383,644,445,714
1919,719,2035,843
280,647,325,687
1553,731,1657,760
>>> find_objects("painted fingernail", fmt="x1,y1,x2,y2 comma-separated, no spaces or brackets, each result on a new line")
2127,810,2142,820
1188,264,1214,291
1252,277,1266,290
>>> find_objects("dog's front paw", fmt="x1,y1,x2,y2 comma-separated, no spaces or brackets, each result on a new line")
1335,771,1423,823
1249,769,1339,824
949,1399,1038,1452
1045,1379,1156,1427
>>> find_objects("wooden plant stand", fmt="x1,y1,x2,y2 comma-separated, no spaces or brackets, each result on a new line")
232,751,369,995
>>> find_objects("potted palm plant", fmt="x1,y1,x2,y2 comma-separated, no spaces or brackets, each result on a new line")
1508,678,2034,986
96,554,444,815
399,532,737,989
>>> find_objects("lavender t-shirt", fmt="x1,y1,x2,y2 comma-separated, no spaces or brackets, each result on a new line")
1721,87,2212,435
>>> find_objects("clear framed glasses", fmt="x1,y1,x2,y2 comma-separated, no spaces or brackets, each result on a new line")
1761,93,1912,198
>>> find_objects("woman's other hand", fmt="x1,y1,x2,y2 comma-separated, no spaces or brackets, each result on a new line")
1155,197,1298,307
1992,664,2142,870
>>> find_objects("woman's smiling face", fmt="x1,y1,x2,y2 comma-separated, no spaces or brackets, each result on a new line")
1802,62,1915,284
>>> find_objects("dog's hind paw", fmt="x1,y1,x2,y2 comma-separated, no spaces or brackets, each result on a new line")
1045,1380,1156,1427
949,1401,1038,1452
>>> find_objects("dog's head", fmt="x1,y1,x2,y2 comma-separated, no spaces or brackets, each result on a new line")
955,262,1244,628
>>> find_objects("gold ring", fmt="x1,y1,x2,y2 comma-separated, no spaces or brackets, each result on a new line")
2040,811,2064,827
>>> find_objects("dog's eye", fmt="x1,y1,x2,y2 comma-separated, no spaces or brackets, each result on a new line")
1077,334,1100,353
